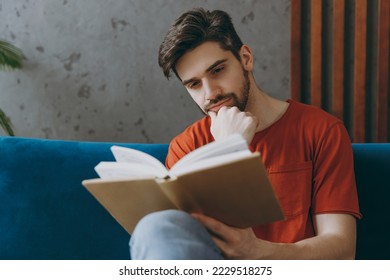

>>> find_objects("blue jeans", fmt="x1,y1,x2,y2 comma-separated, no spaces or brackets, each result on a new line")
129,209,224,260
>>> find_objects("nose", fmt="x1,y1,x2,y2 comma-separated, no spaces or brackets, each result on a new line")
203,79,221,101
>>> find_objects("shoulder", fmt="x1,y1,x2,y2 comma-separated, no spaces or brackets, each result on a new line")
288,99,347,138
288,100,353,159
288,99,341,125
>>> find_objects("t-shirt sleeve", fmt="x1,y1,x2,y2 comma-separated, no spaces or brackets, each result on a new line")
165,133,195,169
311,122,362,219
165,117,213,169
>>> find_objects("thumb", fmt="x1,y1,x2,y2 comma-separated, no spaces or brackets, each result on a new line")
208,111,217,121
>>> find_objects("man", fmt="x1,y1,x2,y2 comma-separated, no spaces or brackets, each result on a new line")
129,8,361,259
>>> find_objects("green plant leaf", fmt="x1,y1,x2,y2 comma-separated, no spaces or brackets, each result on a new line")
0,39,22,136
0,40,23,71
0,108,14,136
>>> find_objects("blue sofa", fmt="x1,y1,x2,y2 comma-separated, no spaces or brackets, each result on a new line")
0,136,389,259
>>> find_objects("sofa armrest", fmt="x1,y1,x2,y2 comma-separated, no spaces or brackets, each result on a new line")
353,143,390,259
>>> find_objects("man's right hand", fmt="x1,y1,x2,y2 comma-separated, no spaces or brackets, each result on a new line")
209,106,259,145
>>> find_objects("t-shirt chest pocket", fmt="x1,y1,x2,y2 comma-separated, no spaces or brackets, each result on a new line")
267,161,313,219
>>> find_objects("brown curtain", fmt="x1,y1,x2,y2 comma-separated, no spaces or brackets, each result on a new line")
291,0,390,143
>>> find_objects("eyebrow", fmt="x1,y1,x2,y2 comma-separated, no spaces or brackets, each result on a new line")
182,59,228,86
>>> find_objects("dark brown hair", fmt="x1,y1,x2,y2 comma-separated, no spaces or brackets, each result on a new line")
158,8,244,79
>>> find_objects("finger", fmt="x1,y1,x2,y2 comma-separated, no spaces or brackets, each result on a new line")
209,235,229,257
228,106,240,112
208,111,217,120
191,216,230,258
191,213,230,240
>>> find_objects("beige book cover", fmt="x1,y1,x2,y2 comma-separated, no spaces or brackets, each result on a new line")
82,153,284,234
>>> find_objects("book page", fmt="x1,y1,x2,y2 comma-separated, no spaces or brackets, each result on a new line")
170,134,249,174
111,146,167,174
94,161,168,179
169,149,252,177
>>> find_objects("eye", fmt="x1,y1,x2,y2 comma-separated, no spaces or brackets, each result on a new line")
188,81,200,89
212,66,224,75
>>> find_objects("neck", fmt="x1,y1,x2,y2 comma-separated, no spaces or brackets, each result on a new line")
245,76,289,132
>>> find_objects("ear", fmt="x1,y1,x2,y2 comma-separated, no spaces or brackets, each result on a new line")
239,45,254,71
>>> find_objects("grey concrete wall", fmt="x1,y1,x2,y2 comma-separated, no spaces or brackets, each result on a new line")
0,0,291,143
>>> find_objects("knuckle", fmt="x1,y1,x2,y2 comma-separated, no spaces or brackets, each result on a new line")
220,107,228,112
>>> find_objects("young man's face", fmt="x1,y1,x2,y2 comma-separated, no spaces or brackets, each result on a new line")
175,41,252,115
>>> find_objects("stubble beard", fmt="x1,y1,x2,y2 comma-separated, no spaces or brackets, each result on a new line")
202,68,251,114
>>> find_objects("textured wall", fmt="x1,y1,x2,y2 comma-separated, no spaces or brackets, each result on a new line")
0,0,291,143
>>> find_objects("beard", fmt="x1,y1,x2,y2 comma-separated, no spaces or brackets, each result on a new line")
203,68,250,114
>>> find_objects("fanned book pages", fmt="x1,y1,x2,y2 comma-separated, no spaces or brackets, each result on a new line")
82,134,284,234
94,134,252,179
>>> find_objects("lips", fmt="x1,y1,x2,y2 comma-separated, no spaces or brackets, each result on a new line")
206,97,232,113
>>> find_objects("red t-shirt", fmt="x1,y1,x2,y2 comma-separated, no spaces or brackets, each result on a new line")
166,99,362,243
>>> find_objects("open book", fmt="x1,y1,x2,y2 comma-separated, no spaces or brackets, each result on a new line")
82,134,284,234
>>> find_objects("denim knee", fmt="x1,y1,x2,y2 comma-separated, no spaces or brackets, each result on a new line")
134,209,193,233
130,209,200,245
129,210,223,260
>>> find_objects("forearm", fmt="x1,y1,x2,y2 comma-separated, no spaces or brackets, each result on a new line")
193,213,357,260
253,233,356,260
251,214,357,260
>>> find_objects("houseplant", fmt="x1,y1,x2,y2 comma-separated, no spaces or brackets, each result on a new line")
0,39,23,136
